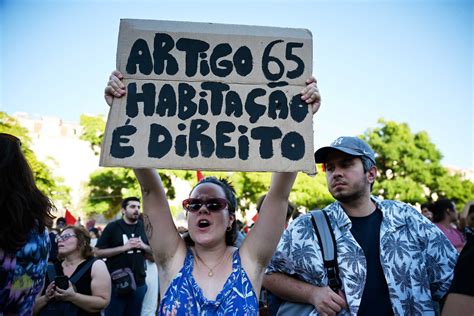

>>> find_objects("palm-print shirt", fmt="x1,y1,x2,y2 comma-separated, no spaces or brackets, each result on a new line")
159,248,258,315
0,228,50,316
267,197,458,316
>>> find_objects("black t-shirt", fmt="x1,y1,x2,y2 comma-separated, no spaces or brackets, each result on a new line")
349,209,393,316
448,238,474,296
95,219,149,286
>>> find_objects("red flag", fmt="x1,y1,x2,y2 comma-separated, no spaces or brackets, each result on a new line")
320,163,326,172
65,209,77,225
252,213,259,223
196,170,204,182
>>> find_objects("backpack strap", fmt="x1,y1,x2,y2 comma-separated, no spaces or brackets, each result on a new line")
69,258,97,284
310,210,341,292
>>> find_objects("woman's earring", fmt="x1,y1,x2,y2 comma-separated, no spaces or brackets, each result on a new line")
226,226,232,232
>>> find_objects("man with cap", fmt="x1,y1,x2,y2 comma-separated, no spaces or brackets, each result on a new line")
263,136,458,315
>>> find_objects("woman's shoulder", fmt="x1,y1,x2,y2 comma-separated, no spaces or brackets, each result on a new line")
89,258,109,282
90,257,107,270
16,229,50,262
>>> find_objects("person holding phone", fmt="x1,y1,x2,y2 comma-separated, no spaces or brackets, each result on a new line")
34,226,111,315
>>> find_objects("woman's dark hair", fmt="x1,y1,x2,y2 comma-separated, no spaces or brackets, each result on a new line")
431,198,454,223
61,225,93,259
0,133,55,252
183,176,238,246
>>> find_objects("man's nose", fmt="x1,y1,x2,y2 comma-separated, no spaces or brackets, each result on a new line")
332,166,343,176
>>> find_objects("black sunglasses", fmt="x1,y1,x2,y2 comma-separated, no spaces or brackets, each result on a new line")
182,198,229,213
0,133,21,146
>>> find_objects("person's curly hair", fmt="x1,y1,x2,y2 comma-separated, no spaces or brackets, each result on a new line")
0,133,55,252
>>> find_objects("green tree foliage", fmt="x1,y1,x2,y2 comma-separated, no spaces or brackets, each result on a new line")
82,166,196,218
0,112,71,204
79,114,106,155
82,168,139,218
362,119,474,209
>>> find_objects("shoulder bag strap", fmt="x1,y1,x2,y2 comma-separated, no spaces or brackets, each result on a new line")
310,210,341,291
69,258,97,284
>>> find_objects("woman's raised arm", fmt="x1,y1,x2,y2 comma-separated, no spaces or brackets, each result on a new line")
104,71,186,264
240,76,321,279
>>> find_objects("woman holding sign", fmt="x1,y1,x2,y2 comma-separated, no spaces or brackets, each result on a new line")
105,70,320,315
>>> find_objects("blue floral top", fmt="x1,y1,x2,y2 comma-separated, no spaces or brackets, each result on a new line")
0,228,50,316
159,249,258,315
267,197,458,316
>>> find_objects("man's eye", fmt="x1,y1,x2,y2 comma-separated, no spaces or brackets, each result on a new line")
342,161,353,168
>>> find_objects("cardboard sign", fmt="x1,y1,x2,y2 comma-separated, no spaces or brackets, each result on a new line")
100,19,315,174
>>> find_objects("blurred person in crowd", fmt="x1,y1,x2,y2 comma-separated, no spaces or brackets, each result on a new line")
234,219,246,248
47,217,67,264
88,228,101,248
104,70,320,314
0,133,55,315
442,238,474,315
141,253,159,316
432,198,465,252
86,219,96,231
137,212,159,316
264,136,458,315
34,226,111,315
95,197,152,316
292,209,304,220
56,217,66,230
421,202,433,221
47,227,61,264
463,204,474,243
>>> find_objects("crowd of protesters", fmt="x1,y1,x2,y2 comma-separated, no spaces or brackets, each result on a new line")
1,70,473,315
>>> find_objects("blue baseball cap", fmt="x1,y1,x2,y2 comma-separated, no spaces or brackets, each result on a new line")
314,136,376,164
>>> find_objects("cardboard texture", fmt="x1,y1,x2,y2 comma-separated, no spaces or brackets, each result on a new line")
100,19,316,174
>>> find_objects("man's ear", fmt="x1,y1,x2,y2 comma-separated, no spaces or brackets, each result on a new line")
367,166,377,183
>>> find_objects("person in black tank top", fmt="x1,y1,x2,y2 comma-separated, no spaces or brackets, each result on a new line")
34,226,111,315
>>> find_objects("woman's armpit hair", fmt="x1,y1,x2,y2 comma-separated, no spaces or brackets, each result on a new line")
143,214,153,239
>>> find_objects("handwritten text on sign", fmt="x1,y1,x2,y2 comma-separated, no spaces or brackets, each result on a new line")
100,19,315,174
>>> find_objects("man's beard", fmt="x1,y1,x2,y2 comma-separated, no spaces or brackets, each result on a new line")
126,213,139,223
329,177,369,203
